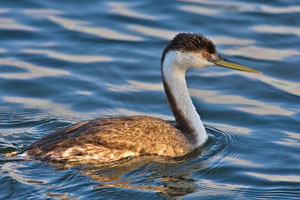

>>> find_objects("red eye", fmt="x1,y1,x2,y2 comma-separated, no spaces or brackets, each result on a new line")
204,52,210,57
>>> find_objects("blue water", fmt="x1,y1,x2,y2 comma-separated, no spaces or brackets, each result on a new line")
1,0,300,199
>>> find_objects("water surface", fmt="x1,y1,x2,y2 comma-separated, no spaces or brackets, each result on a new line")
0,0,300,199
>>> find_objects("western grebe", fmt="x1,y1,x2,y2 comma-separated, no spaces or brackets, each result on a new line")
14,33,260,163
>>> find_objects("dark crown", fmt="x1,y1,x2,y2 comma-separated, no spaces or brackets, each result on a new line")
161,33,217,65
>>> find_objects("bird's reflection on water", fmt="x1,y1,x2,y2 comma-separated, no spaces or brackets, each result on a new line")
49,131,224,198
78,155,205,197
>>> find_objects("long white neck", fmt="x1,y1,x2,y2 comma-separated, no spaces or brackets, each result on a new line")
162,51,208,147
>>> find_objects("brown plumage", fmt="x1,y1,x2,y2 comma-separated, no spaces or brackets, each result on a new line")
25,116,194,163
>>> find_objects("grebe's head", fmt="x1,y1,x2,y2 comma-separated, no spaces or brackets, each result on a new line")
161,33,260,73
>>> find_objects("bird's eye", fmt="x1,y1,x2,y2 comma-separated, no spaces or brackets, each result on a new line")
204,52,210,57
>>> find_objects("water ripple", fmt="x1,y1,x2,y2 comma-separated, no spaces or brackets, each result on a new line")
0,48,6,53
21,49,113,63
0,18,34,31
180,0,300,14
0,9,8,14
212,36,255,46
2,96,91,122
206,122,251,135
190,88,293,116
275,131,300,147
48,15,143,41
222,46,300,61
0,58,70,79
23,9,63,15
179,5,219,16
105,80,162,92
246,172,300,183
252,25,300,38
128,25,177,39
108,2,156,20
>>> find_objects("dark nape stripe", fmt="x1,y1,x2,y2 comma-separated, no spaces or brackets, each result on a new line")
160,32,214,145
161,68,198,145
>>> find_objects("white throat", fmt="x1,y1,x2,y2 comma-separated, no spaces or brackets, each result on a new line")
162,51,208,147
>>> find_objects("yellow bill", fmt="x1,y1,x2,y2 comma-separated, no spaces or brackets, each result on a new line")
215,60,261,73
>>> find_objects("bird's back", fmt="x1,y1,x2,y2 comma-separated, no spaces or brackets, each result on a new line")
25,116,193,163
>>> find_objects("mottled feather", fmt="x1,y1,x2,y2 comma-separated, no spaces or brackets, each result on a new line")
26,116,194,163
